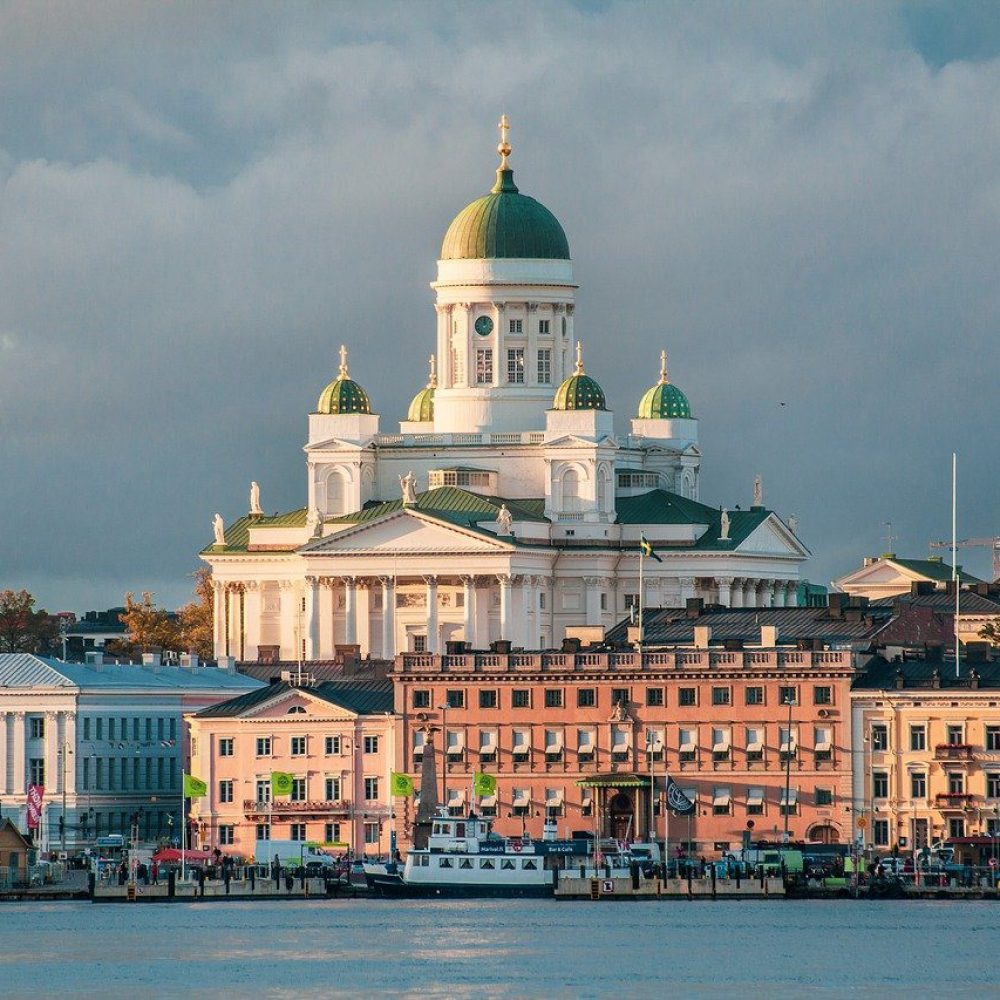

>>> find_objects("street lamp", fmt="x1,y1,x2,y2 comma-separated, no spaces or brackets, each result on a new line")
58,742,73,855
437,702,448,813
782,695,797,843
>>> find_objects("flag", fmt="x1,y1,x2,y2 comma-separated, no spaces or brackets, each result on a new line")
271,771,294,797
639,534,662,562
665,777,695,815
473,771,497,797
183,773,207,798
390,772,414,797
26,785,44,830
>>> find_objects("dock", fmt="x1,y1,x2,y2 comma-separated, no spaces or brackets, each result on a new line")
554,871,784,900
91,874,368,903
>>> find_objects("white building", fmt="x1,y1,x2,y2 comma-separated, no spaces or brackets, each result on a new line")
0,654,262,850
203,122,809,662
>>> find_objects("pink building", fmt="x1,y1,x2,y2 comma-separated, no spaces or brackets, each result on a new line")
186,678,397,859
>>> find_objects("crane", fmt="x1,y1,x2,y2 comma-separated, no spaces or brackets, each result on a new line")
928,536,1000,582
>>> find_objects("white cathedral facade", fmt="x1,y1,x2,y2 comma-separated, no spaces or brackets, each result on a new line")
204,123,809,662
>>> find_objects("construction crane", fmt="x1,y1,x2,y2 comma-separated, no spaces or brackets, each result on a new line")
929,537,1000,582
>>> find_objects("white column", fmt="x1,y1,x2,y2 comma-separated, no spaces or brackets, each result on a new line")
64,712,77,794
584,576,602,626
317,579,335,658
226,586,240,658
212,582,226,659
716,576,736,608
425,576,439,654
381,577,396,659
679,577,696,603
279,581,296,660
759,579,774,608
772,581,787,608
498,575,513,641
356,582,372,657
785,581,798,608
729,578,745,609
304,576,320,660
344,577,358,646
12,713,25,794
743,579,757,608
243,582,261,661
461,576,476,648
523,576,537,649
0,713,9,794
45,712,59,793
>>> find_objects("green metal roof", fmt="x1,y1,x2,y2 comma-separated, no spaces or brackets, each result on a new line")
440,169,570,260
406,385,435,422
200,508,308,555
552,373,607,411
889,558,983,584
636,381,691,419
195,680,394,718
316,376,371,415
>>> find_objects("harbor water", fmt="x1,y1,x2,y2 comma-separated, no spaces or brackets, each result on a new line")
1,899,996,997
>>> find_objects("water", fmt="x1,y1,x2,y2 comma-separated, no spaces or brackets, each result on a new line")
1,899,996,997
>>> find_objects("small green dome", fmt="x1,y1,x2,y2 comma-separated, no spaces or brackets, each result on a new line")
406,355,437,422
316,346,371,414
636,351,691,419
552,342,607,411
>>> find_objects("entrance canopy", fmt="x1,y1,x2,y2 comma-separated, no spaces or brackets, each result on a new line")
576,773,652,789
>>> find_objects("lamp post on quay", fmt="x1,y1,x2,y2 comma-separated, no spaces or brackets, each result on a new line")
782,694,797,844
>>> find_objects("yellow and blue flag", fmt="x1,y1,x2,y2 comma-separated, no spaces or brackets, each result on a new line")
640,534,662,562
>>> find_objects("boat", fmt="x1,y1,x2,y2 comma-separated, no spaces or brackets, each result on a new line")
369,810,633,898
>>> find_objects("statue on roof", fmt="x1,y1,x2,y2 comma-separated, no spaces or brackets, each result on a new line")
752,474,763,507
719,508,731,541
788,514,798,535
400,471,417,506
212,513,226,546
496,504,513,536
249,481,263,516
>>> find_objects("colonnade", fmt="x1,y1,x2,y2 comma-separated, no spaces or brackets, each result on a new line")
0,710,76,796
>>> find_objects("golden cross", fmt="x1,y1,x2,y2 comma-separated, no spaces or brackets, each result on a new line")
338,343,348,378
428,354,437,387
497,114,511,169
660,349,669,383
575,340,584,374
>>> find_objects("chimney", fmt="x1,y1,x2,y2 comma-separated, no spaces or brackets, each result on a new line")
685,598,704,619
693,625,712,649
894,666,905,689
827,593,846,618
760,624,779,648
863,556,876,567
84,651,104,670
216,655,236,671
180,653,200,670
141,652,161,667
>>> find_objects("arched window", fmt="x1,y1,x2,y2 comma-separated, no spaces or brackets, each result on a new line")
682,470,695,500
561,468,581,512
597,467,610,513
325,468,346,515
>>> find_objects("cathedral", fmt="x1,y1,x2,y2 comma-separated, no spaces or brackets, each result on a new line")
204,120,809,662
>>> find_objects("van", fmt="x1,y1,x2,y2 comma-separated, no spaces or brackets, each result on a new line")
743,848,804,875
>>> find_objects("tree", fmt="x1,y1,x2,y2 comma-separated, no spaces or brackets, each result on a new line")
178,567,214,661
980,620,1000,645
116,591,183,655
0,589,59,653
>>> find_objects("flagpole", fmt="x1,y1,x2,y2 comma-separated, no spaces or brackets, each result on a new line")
953,452,960,679
638,542,645,654
181,787,186,886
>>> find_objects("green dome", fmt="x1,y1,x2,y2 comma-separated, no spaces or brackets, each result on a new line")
552,342,606,411
636,351,691,419
441,169,570,260
316,346,371,414
407,386,435,422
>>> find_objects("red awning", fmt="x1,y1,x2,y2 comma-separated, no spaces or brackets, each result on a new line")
151,848,215,864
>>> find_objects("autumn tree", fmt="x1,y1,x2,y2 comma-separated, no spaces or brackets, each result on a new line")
980,620,1000,645
178,567,214,661
116,591,183,654
0,589,59,653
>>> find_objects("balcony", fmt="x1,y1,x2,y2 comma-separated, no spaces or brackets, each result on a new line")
243,799,351,818
935,744,975,761
935,792,975,808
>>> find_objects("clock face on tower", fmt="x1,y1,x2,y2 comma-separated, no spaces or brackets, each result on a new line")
474,315,494,337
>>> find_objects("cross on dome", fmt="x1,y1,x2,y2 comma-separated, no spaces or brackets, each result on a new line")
498,114,511,170
575,340,585,375
338,344,349,379
659,349,669,384
428,354,437,388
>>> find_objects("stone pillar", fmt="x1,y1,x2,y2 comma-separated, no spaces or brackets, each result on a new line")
772,581,787,608
243,582,261,661
45,712,59,793
714,576,735,607
212,581,226,659
461,576,476,649
784,581,798,608
226,586,243,659
498,575,513,641
424,576,439,654
343,577,358,646
64,712,77,794
12,713,25,794
356,581,372,657
584,576,602,626
729,578,745,609
304,576,320,660
0,713,8,794
317,579,335,658
522,576,537,649
678,577,696,603
742,579,757,608
758,579,774,608
379,577,395,658
278,581,297,660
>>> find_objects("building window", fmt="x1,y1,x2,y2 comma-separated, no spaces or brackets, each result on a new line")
712,789,731,815
509,318,523,334
577,688,596,708
816,788,833,806
29,759,44,785
219,780,234,803
711,687,730,707
30,717,44,739
948,772,965,795
255,779,271,802
256,737,272,757
538,319,550,335
512,689,531,709
413,690,431,709
291,778,307,802
873,819,889,848
364,777,379,800
291,736,307,756
325,822,341,843
507,348,525,383
987,727,1000,751
779,686,797,706
611,688,629,707
871,724,888,752
290,824,307,842
678,688,697,707
910,725,926,751
745,686,764,706
949,817,966,839
218,825,234,845
219,738,234,757
813,686,832,706
325,777,341,801
413,635,427,653
475,349,493,384
537,348,551,383
325,736,342,755
911,772,927,798
987,773,1000,799
646,687,664,707
746,789,765,815
544,689,563,709
256,823,270,841
947,724,964,746
364,736,379,754
872,772,889,799
365,822,380,845
446,690,465,709
479,689,498,709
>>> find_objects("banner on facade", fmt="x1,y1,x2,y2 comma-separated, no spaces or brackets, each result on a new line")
665,777,695,815
26,784,44,829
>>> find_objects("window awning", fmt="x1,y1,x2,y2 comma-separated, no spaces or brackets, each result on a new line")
447,730,464,752
611,727,630,750
545,788,564,806
814,728,831,752
780,729,798,753
645,729,665,751
679,730,696,753
575,773,652,789
413,731,426,749
712,729,731,751
580,789,593,806
478,794,497,807
713,788,731,807
746,787,764,806
447,788,465,806
512,730,530,750
745,729,762,752
545,730,564,753
512,789,530,807
479,730,497,752
577,729,595,749
780,787,798,805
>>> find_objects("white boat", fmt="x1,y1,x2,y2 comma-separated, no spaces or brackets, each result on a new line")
370,811,632,898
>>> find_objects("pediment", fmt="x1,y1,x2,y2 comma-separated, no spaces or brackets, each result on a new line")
244,688,357,721
302,509,514,555
545,434,617,448
304,437,376,452
736,515,810,557
835,561,922,588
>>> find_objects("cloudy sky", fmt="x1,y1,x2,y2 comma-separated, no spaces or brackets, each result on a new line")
1,1,998,612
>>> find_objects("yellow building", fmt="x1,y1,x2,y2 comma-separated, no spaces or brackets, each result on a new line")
852,659,1000,856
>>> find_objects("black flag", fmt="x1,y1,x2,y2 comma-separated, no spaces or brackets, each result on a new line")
665,777,695,815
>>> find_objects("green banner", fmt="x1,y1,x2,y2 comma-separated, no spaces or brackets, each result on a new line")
183,773,207,798
390,772,414,797
473,771,497,797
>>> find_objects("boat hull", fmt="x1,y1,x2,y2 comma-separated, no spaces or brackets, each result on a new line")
371,874,553,899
